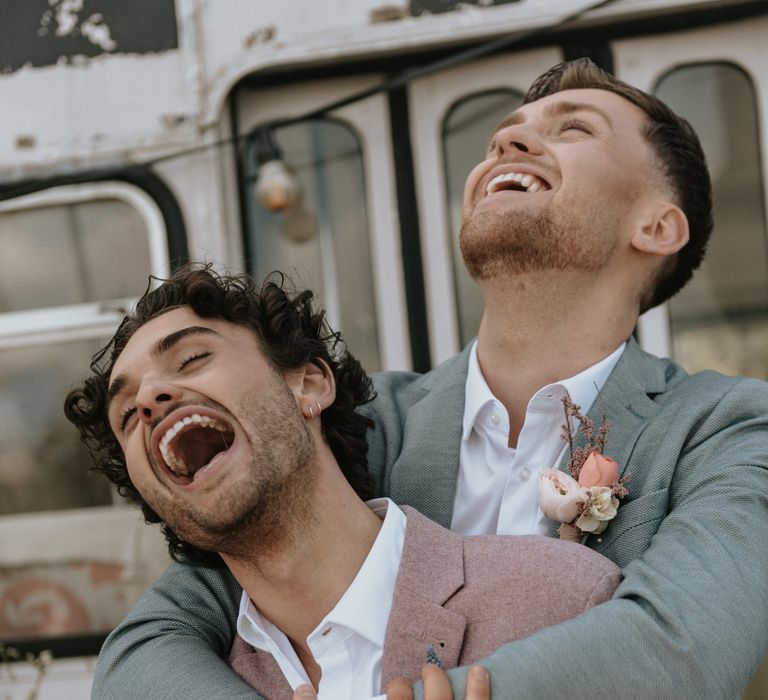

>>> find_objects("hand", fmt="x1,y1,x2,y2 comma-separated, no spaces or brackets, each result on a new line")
386,665,489,700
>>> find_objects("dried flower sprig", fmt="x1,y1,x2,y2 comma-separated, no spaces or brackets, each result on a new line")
539,392,630,542
562,395,602,480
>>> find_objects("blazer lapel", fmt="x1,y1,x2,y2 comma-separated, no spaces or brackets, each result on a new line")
380,507,467,691
549,338,667,537
228,637,295,700
387,347,471,528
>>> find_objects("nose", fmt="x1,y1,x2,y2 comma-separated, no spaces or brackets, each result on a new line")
493,122,542,158
136,379,182,425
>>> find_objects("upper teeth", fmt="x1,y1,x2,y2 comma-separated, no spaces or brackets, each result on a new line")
486,171,547,195
158,413,229,477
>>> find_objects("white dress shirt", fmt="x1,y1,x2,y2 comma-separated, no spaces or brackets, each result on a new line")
451,341,626,537
236,498,406,700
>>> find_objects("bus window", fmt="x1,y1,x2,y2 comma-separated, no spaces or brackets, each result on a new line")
655,63,768,379
443,90,523,347
0,198,151,312
243,119,381,372
0,183,171,649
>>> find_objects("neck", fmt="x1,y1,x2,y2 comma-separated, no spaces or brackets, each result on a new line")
222,449,382,652
476,271,635,446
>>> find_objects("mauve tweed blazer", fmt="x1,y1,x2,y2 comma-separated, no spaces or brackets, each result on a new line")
228,507,621,699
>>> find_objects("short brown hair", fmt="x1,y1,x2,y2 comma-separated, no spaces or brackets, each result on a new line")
525,58,713,312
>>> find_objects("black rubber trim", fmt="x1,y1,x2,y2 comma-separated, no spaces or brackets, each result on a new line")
0,166,189,268
2,632,108,660
388,87,432,372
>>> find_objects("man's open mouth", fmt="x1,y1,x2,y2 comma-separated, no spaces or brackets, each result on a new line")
485,171,551,195
157,413,235,480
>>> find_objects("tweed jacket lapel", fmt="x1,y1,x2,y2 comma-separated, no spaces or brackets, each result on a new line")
549,337,668,537
387,347,472,528
380,506,466,692
228,636,294,700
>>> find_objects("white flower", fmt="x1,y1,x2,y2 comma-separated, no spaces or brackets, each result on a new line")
575,486,619,534
538,469,589,523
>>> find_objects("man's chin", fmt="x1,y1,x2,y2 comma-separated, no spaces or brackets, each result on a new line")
460,214,550,279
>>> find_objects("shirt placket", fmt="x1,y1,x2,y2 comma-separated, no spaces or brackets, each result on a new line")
309,624,355,699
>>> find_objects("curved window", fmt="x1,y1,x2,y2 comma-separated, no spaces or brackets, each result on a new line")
655,64,768,378
0,198,152,312
243,119,381,371
0,182,171,649
443,90,523,346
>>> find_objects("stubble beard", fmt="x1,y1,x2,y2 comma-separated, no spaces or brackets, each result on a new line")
459,202,615,280
149,381,317,559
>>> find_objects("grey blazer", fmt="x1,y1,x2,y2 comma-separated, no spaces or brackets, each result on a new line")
91,339,768,699
228,507,621,699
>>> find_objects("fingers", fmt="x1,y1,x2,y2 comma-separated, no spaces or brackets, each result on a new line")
422,665,453,699
292,684,317,699
386,665,489,700
465,666,490,700
386,677,414,700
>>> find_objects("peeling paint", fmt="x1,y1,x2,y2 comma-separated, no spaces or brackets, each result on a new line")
1,0,177,74
53,0,85,38
410,0,521,14
81,13,118,52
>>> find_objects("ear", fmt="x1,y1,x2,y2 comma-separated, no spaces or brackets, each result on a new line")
286,359,336,420
631,202,689,257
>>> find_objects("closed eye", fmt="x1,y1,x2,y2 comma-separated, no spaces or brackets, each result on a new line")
559,119,593,135
119,406,137,433
179,351,211,371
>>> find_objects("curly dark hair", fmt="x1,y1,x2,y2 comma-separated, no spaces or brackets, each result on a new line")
64,265,374,567
524,58,713,312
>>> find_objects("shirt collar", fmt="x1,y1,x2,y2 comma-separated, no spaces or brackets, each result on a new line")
542,342,626,416
462,340,626,441
237,497,406,652
462,340,499,441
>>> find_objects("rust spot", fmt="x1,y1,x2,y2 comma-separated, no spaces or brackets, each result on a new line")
15,135,36,149
370,5,409,22
89,562,124,585
243,25,276,49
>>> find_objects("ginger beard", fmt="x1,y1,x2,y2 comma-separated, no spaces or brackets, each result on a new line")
138,377,316,559
460,189,621,280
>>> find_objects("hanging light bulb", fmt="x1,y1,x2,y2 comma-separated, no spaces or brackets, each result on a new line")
252,124,302,212
255,159,302,211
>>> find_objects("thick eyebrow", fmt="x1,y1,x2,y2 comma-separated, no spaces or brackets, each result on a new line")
106,326,221,410
489,99,615,149
153,325,220,356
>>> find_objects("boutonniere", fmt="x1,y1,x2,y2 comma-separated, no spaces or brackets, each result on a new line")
538,394,629,542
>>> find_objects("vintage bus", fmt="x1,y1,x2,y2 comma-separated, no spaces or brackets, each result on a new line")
1,0,766,696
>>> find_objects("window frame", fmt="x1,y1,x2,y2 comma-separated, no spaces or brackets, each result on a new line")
612,16,768,359
0,181,170,347
0,180,173,655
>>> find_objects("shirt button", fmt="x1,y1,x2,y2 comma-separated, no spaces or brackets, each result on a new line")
489,411,500,425
520,467,531,481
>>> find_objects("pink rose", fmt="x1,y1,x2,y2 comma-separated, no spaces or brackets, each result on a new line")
538,469,589,523
578,451,619,488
